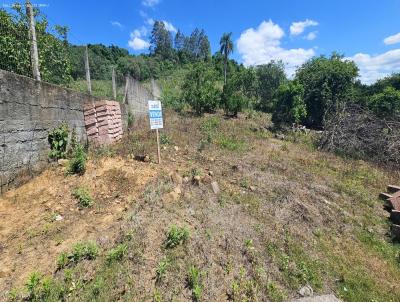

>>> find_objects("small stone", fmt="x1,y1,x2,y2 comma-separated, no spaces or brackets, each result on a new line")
209,157,215,162
211,181,220,194
55,214,63,221
143,155,150,162
57,159,69,166
174,186,182,195
275,133,285,140
193,175,201,185
208,171,214,176
163,191,180,202
162,146,167,150
249,186,256,192
183,176,190,183
298,285,313,297
171,172,183,185
174,146,179,152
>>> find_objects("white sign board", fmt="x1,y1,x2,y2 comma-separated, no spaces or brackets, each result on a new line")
148,100,163,130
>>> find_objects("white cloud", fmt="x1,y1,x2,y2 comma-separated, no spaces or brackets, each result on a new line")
290,19,318,36
237,20,315,76
305,31,317,41
384,33,400,45
142,0,160,7
139,10,147,18
110,21,123,29
146,18,155,26
348,49,400,84
128,29,150,50
162,20,177,33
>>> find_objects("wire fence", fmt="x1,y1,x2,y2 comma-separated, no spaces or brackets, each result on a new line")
0,3,126,101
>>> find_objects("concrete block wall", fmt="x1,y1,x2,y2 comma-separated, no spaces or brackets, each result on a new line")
0,70,128,193
84,100,123,145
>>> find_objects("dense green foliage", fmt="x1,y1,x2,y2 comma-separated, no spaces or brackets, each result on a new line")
296,53,359,127
48,123,69,160
272,81,307,125
68,143,87,175
181,63,221,115
0,6,72,84
255,61,287,112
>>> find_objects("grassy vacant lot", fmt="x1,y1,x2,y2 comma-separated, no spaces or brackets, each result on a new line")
1,110,400,301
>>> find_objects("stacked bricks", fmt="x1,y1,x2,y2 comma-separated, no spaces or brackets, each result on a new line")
380,185,400,240
83,100,123,146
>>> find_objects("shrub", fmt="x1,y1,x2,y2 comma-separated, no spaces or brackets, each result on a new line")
72,187,93,208
68,143,87,175
57,241,99,269
106,244,128,264
181,63,221,115
165,225,190,248
48,123,69,160
272,81,307,126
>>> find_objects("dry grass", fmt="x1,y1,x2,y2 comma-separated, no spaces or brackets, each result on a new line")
1,109,400,301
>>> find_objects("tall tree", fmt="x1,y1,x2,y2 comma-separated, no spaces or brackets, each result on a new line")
219,32,234,84
255,61,287,112
174,30,185,51
149,20,173,59
296,53,359,127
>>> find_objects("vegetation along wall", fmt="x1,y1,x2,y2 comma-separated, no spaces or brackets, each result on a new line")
0,69,127,193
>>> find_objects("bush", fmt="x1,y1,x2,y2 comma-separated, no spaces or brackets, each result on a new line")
68,143,87,175
72,187,93,208
165,225,190,248
48,123,69,160
272,81,307,126
181,63,221,115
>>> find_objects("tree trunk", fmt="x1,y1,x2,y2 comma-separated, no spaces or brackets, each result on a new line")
224,56,227,85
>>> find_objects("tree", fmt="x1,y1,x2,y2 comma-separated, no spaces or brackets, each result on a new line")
296,53,359,128
272,81,307,126
368,86,400,118
219,32,234,84
181,63,221,115
222,69,255,117
174,30,185,51
150,21,173,59
255,61,287,112
0,6,72,85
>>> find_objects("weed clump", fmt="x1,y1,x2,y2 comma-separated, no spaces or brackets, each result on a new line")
48,123,69,160
165,225,190,249
188,265,203,301
106,243,128,264
57,241,99,269
72,187,93,208
68,143,87,175
156,257,170,282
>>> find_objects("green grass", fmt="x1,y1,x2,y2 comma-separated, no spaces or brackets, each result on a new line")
188,265,203,302
72,186,94,208
156,257,170,282
215,134,246,152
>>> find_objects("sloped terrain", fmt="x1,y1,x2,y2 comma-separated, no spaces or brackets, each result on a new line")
1,111,400,302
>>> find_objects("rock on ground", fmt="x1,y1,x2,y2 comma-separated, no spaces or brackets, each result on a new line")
291,294,342,302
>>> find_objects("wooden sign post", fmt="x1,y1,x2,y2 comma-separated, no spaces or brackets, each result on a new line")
148,100,163,164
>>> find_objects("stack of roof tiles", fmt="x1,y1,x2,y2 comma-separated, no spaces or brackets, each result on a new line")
380,185,400,240
84,100,123,145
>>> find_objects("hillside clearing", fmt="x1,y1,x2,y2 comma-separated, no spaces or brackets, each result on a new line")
1,110,400,301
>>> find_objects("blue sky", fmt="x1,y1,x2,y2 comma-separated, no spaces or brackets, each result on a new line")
4,0,400,83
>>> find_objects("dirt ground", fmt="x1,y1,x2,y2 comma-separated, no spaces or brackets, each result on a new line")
1,111,400,301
